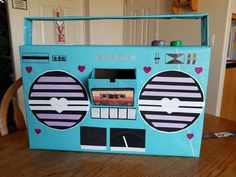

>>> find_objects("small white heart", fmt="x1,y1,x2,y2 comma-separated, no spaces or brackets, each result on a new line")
50,97,68,113
56,20,64,26
160,98,180,114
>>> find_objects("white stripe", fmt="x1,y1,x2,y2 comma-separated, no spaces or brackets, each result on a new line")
152,77,195,83
81,145,106,150
145,114,195,122
152,122,187,128
30,92,84,97
29,100,89,105
142,91,201,98
139,100,204,107
139,106,202,113
29,106,88,111
123,136,128,147
110,147,145,152
33,84,82,90
146,84,198,91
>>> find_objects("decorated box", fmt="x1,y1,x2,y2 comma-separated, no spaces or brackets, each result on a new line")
20,14,211,157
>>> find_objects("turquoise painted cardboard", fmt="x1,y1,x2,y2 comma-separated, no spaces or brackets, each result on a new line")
20,14,211,157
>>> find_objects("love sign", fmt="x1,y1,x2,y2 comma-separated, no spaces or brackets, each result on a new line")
54,5,65,43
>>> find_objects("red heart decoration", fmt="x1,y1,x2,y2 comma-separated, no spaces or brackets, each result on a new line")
187,133,194,140
35,128,41,135
26,66,32,73
195,67,203,74
144,66,151,73
78,65,85,72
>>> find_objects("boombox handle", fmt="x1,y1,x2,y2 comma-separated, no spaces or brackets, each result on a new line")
24,13,209,46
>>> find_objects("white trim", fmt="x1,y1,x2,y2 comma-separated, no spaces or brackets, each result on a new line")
29,100,89,105
139,106,203,113
139,100,204,107
29,105,88,111
110,147,145,152
81,145,106,150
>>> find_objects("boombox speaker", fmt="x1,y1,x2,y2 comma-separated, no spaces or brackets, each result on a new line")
20,14,211,157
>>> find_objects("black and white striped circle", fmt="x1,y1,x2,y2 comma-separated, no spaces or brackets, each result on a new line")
29,71,89,130
139,71,204,132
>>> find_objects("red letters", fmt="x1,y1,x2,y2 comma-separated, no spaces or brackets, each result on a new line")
56,26,64,34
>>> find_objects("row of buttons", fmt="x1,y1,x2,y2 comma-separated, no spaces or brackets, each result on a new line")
91,107,136,120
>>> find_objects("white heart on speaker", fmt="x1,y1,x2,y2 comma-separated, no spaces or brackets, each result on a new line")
56,20,64,26
160,98,180,114
50,97,68,113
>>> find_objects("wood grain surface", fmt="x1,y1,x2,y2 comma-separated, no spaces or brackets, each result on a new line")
0,114,236,177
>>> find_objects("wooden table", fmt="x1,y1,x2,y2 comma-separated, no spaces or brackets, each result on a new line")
0,114,236,177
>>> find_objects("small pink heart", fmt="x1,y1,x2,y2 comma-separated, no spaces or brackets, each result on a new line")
144,66,151,73
78,65,85,72
35,128,41,135
195,67,203,74
187,133,194,140
26,66,32,73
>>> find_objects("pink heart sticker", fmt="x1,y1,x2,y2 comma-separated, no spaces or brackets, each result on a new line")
195,67,203,74
26,66,32,73
35,128,41,135
144,66,151,73
187,133,194,140
78,65,85,72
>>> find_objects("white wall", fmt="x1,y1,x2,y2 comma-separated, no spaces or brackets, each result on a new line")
7,1,29,80
89,0,124,45
7,0,29,117
157,0,232,116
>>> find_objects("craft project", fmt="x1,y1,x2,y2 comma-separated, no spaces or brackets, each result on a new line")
20,13,211,157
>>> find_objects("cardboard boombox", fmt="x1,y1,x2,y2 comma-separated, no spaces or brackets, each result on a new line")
20,14,211,157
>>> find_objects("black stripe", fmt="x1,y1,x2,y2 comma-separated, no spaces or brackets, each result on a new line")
48,126,76,130
155,71,191,78
153,127,182,132
67,104,89,106
30,90,84,93
29,104,51,106
22,56,49,59
42,71,73,77
139,104,162,107
32,110,87,114
179,106,203,108
32,110,86,114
